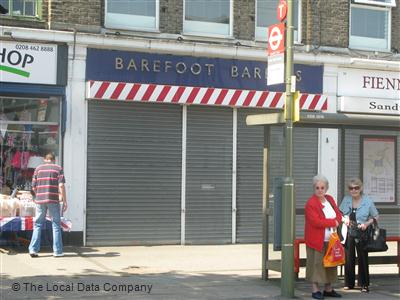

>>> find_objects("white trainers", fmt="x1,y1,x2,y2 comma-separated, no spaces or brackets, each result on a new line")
29,252,38,258
53,253,64,257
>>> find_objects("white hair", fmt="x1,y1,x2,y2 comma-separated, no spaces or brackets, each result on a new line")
313,174,329,189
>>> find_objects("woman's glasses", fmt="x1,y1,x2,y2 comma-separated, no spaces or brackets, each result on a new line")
348,186,360,191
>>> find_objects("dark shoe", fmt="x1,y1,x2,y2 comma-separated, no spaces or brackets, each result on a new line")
29,252,38,258
312,291,324,299
361,286,369,293
323,289,342,297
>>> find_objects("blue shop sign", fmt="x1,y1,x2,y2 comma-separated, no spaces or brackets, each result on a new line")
86,48,323,94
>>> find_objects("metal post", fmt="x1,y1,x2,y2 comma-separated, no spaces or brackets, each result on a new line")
281,0,295,297
262,126,270,280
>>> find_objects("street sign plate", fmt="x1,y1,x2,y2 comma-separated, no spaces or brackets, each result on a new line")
267,53,285,85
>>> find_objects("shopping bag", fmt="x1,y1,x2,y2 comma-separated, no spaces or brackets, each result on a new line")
323,232,345,267
362,219,388,252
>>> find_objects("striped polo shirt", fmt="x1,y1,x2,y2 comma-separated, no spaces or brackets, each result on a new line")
32,163,65,204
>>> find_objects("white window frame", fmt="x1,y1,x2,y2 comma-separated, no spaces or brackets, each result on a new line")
0,0,41,19
349,3,392,52
183,0,233,38
353,0,396,7
104,0,159,32
255,0,302,44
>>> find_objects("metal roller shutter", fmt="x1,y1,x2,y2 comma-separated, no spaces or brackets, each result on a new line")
293,127,319,208
269,126,319,238
86,101,182,246
236,109,264,243
185,106,232,244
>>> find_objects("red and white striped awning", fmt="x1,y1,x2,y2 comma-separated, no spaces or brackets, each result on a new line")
87,80,328,111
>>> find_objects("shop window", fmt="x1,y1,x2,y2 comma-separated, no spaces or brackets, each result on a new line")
0,97,61,194
350,1,395,51
105,0,159,31
0,0,41,18
183,0,232,37
256,0,301,43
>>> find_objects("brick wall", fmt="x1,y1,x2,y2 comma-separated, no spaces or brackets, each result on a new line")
301,0,312,46
48,0,101,32
1,0,398,53
233,0,255,40
0,17,45,29
309,0,349,48
160,0,183,34
392,5,400,52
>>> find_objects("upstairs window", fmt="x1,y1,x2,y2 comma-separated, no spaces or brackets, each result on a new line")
256,0,301,43
183,0,233,37
105,0,159,31
350,0,395,51
353,0,396,7
0,0,41,18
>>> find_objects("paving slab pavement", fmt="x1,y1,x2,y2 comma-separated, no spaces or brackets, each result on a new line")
0,244,399,299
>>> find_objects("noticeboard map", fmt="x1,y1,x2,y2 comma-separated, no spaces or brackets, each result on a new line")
363,137,396,203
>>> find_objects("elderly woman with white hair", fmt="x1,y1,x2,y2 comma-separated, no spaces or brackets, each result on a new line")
305,174,343,299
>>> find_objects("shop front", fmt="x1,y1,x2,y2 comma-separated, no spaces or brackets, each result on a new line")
85,48,326,246
337,67,400,235
0,40,67,223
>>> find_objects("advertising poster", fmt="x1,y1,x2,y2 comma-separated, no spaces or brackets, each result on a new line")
362,136,396,203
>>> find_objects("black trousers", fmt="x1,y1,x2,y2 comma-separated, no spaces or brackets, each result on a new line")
344,234,369,288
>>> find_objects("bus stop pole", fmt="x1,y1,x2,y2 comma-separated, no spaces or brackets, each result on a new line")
281,0,295,297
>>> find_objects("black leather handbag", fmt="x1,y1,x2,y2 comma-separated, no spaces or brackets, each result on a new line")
362,219,388,252
348,221,361,239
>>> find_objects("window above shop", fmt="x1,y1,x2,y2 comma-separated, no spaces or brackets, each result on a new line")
183,0,233,37
105,0,159,31
255,0,301,43
353,0,396,7
0,0,41,19
349,2,392,52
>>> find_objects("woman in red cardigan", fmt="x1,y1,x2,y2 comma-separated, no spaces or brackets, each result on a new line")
305,174,343,299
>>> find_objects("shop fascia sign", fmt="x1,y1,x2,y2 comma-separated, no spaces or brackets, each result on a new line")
0,40,58,85
86,48,324,94
339,96,400,116
338,68,400,100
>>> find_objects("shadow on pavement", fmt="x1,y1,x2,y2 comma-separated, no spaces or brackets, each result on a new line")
1,245,399,300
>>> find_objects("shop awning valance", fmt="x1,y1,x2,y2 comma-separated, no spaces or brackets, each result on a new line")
87,80,328,111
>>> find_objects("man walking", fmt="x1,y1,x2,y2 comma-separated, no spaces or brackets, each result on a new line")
29,152,67,257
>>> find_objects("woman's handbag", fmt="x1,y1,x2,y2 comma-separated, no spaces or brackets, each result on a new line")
362,219,388,252
348,221,361,240
323,231,346,267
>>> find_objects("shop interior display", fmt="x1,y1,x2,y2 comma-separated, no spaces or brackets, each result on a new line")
0,97,59,218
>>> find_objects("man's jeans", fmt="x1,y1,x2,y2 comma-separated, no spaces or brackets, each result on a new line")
28,202,63,255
